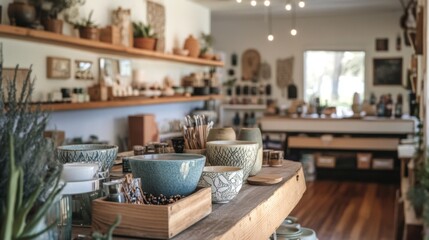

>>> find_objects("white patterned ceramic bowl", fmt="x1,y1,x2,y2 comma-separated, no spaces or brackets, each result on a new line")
206,141,258,180
198,166,243,203
56,144,118,172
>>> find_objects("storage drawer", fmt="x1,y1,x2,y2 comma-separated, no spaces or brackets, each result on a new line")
316,155,336,168
357,153,372,169
372,158,394,170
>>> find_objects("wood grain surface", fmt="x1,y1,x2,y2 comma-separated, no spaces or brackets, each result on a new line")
290,180,397,240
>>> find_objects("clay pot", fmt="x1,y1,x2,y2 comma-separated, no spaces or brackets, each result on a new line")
184,35,200,58
238,128,263,176
44,19,63,34
207,128,236,142
79,27,100,41
134,38,157,51
8,2,36,27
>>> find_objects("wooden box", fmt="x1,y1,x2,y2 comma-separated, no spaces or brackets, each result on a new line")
372,158,394,170
128,114,159,150
88,84,113,101
100,26,121,45
92,187,212,239
357,153,372,169
316,155,336,168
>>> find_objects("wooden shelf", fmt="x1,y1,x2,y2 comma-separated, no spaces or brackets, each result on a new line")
0,25,224,67
288,136,399,151
37,95,222,112
221,104,266,110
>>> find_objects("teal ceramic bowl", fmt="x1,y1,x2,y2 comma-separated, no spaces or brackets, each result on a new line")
56,144,118,172
127,154,206,196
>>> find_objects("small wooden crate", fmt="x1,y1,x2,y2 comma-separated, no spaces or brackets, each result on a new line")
357,153,372,169
316,155,336,168
100,26,121,45
92,187,212,239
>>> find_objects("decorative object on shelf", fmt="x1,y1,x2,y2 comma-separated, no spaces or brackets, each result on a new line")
112,7,132,47
70,10,99,41
128,114,159,149
132,21,157,50
100,25,121,45
7,1,36,27
231,52,238,66
47,56,71,79
127,154,205,196
198,166,243,203
373,58,403,85
200,32,214,59
88,83,113,101
173,48,189,56
75,60,94,80
375,38,389,51
260,61,271,80
207,127,236,142
184,35,200,58
206,140,259,180
238,128,263,176
147,1,165,52
351,92,361,116
277,57,294,98
242,49,261,81
41,0,84,34
233,112,241,126
171,137,185,153
269,150,283,167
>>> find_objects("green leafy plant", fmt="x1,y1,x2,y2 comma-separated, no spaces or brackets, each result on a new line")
70,10,98,29
43,0,85,19
200,32,213,55
0,44,64,238
132,22,157,38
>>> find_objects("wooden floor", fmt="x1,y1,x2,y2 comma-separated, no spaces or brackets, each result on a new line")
290,180,398,240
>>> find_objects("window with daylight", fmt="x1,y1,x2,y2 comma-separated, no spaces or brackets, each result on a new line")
304,50,365,111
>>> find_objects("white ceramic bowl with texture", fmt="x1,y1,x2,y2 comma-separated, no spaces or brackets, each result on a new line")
198,166,243,203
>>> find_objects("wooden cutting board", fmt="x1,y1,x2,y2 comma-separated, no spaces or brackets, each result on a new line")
247,175,283,185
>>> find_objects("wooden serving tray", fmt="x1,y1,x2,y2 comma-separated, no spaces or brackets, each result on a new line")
91,187,212,239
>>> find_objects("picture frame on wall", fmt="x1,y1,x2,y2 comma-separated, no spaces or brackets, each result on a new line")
375,38,389,51
47,57,71,79
75,60,94,80
373,58,403,85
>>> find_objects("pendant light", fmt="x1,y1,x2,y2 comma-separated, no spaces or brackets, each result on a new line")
290,6,297,36
251,0,257,6
267,5,274,41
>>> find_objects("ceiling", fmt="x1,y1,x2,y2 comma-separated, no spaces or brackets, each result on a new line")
192,0,405,17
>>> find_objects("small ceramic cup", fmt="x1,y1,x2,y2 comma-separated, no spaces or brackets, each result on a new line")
207,128,236,142
171,137,185,153
262,150,271,167
269,150,284,167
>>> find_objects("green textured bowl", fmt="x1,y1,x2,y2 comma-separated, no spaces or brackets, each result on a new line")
126,154,206,196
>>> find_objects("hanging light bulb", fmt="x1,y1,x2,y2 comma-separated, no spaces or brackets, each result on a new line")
285,3,292,11
298,0,305,8
251,0,257,6
290,28,297,36
264,0,271,6
236,0,242,3
268,34,274,41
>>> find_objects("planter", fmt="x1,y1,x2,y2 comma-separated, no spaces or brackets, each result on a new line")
134,37,157,51
44,19,63,34
79,27,100,41
7,2,36,27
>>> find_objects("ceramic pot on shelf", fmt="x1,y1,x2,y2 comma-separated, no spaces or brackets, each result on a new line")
44,18,63,34
238,128,263,176
207,127,236,142
79,27,100,41
184,35,200,58
133,37,157,50
7,2,36,27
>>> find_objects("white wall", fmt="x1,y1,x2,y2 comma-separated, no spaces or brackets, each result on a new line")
0,0,210,146
212,11,413,112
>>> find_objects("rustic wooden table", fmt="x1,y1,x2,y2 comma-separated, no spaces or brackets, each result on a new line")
74,160,306,239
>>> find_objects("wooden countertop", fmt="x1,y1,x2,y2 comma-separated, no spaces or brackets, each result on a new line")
74,160,306,239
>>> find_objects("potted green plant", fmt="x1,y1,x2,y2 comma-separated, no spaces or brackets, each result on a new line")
70,10,99,41
132,21,157,50
199,32,214,60
42,0,85,34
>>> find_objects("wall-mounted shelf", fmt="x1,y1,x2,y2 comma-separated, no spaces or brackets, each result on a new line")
37,95,222,112
221,104,266,110
0,25,224,67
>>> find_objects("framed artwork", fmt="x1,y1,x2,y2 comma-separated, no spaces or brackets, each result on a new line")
373,58,403,85
75,60,94,80
375,38,389,51
47,57,71,79
2,67,31,101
